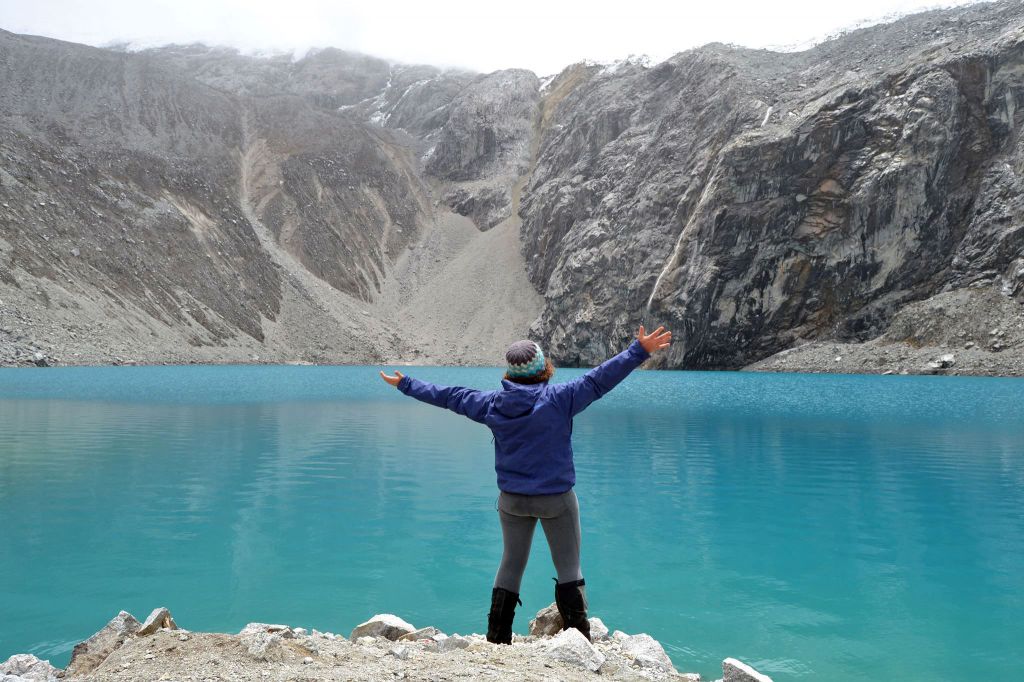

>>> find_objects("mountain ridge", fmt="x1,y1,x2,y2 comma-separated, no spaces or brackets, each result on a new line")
1,0,1022,374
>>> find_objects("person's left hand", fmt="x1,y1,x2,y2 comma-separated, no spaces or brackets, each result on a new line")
379,370,404,387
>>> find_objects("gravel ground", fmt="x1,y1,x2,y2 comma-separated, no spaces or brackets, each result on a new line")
67,629,687,682
3,609,725,682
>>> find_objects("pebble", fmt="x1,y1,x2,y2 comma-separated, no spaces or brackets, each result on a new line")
302,656,313,664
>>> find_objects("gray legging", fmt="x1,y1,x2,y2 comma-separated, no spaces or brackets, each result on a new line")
493,489,583,593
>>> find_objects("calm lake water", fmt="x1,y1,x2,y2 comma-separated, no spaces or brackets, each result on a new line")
0,365,1022,681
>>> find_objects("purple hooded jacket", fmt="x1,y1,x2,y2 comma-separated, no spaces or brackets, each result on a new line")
396,339,651,494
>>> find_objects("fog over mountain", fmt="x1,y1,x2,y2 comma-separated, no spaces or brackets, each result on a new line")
1,0,1022,373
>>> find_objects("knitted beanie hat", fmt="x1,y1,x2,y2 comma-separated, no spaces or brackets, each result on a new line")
505,340,546,379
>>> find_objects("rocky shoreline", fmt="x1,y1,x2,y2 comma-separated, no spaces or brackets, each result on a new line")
1,607,774,682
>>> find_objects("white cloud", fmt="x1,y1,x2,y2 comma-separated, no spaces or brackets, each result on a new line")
0,0,989,75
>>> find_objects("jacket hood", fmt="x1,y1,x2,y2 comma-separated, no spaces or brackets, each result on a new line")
493,379,546,418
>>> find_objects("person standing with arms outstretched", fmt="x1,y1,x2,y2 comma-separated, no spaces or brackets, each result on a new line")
380,325,672,644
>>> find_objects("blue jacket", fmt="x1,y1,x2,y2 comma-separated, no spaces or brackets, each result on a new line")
397,339,651,494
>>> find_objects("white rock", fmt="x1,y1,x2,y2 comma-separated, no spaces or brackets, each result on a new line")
588,617,610,641
238,624,296,661
350,614,416,641
436,634,470,652
238,623,294,638
389,645,410,660
356,636,377,646
723,657,774,682
302,656,314,665
536,628,605,672
0,653,60,681
619,632,675,672
137,607,178,636
293,627,307,636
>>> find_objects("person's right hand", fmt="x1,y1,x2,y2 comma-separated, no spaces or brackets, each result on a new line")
637,325,672,355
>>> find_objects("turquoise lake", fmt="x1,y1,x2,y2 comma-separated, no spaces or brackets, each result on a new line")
1,365,1022,681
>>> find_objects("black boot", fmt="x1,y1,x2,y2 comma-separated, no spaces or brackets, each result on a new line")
487,586,522,644
554,577,591,642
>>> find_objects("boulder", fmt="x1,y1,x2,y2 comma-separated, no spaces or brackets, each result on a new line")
238,623,296,661
535,627,605,672
398,626,443,642
350,614,416,641
723,657,774,682
0,654,60,681
238,623,294,638
528,603,563,636
618,632,675,672
435,634,470,652
65,610,141,676
136,607,178,636
588,617,610,641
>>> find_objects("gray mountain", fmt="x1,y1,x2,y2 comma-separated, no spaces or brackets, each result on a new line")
1,0,1022,373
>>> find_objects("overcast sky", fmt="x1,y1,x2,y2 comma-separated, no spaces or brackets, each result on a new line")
0,0,986,75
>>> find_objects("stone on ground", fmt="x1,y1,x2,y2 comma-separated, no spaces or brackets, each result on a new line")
398,626,443,641
535,627,605,672
237,623,295,638
589,616,610,641
619,632,675,672
136,607,179,636
350,614,416,641
528,602,563,636
435,634,471,652
238,623,297,661
0,653,60,681
65,610,141,676
723,657,774,682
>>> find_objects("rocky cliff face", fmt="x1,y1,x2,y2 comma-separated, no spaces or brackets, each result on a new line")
518,1,1024,369
1,1,1023,371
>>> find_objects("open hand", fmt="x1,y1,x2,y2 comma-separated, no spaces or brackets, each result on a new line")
379,370,404,387
637,325,672,355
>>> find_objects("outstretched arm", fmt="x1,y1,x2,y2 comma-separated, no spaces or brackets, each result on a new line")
554,325,672,417
380,370,493,423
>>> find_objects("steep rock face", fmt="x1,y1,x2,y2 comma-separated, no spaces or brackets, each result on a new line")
518,1,1024,369
0,30,440,356
425,69,541,229
0,30,280,343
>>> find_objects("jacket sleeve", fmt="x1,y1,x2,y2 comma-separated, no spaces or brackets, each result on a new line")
396,375,494,424
553,339,650,417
